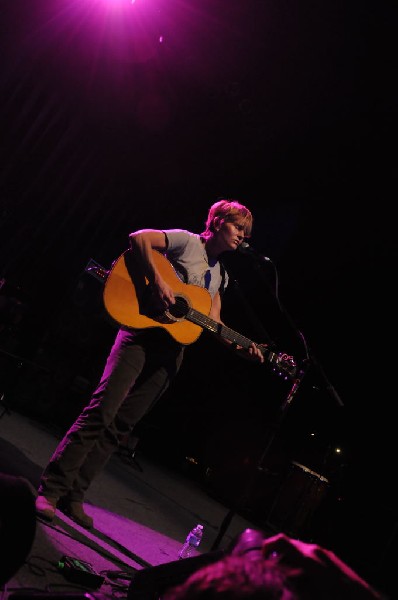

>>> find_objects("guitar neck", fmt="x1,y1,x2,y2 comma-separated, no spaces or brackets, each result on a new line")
186,307,297,379
187,308,258,351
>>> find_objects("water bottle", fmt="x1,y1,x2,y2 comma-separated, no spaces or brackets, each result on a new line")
178,524,204,559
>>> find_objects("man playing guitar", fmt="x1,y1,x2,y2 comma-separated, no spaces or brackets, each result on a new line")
35,199,290,529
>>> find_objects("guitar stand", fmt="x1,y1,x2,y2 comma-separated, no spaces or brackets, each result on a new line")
211,364,308,551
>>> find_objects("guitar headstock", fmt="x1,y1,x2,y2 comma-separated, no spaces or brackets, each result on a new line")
268,351,298,379
85,259,109,283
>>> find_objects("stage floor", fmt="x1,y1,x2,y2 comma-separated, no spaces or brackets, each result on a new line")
0,408,264,599
1,407,396,599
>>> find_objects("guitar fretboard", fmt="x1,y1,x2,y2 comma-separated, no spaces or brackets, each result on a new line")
184,306,296,379
187,307,256,350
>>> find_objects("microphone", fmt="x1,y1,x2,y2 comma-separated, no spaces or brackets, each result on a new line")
238,241,271,262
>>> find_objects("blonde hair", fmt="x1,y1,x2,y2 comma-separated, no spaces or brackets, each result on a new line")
201,199,253,240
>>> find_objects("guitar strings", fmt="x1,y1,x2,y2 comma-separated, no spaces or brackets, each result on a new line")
172,297,296,377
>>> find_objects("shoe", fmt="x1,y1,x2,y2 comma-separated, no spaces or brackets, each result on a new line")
36,495,58,522
58,499,94,529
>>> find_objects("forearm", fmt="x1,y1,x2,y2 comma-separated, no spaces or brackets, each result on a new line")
129,230,165,286
129,229,175,306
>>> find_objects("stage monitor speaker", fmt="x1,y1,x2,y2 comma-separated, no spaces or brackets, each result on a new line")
127,550,224,600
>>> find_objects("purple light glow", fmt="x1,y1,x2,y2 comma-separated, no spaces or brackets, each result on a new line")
9,0,253,138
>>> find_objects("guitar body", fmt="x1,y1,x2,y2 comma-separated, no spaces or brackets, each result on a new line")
103,249,212,345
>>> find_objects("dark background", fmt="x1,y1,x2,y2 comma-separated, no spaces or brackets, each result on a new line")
0,0,396,590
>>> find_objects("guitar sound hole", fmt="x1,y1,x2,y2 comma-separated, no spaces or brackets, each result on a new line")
167,296,189,320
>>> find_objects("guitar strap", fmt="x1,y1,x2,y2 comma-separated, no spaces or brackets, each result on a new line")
219,260,227,297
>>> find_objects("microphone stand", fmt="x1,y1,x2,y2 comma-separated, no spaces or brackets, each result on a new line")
241,246,344,410
211,362,308,551
211,248,343,551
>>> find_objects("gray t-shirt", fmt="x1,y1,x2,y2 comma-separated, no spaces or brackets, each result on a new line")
164,229,228,299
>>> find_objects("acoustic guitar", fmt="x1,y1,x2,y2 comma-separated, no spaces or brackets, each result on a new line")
101,249,297,379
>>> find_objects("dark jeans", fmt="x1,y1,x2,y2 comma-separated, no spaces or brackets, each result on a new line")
38,328,184,501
